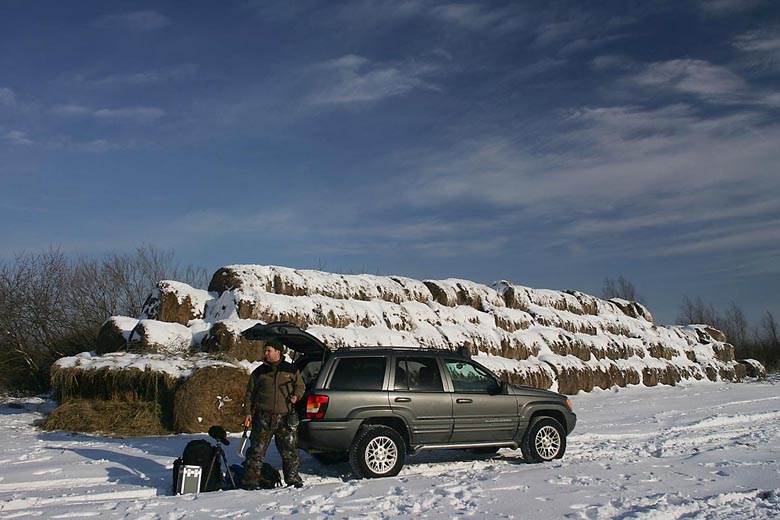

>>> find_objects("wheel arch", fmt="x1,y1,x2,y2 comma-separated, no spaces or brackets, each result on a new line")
360,416,411,449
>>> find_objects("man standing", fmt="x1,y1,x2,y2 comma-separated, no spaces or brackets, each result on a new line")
242,339,305,489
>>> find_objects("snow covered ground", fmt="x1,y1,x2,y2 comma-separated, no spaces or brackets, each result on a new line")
1,377,778,519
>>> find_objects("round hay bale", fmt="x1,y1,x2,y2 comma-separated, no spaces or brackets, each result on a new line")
96,319,129,355
208,266,250,294
96,316,139,355
200,322,264,361
173,365,249,434
738,359,767,379
43,398,169,436
701,325,727,343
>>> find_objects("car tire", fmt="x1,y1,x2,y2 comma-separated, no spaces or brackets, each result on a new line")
349,425,406,478
312,452,348,465
521,416,566,463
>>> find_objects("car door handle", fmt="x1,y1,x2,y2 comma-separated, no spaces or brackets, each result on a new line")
456,398,473,404
394,397,411,402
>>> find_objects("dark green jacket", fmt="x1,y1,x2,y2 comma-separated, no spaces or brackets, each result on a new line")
243,360,304,415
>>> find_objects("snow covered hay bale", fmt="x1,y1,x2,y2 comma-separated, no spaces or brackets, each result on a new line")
738,359,767,379
208,264,432,304
96,316,138,355
173,364,249,433
48,356,179,434
135,320,194,355
545,360,595,394
423,279,505,311
140,280,215,325
199,321,264,361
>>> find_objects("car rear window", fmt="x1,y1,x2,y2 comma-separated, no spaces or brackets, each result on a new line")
329,357,387,390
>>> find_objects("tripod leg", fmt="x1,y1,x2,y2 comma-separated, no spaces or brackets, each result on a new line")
220,447,237,489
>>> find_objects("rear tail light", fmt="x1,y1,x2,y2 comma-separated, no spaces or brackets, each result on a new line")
306,394,329,419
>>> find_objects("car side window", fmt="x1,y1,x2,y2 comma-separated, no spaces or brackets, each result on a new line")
394,357,443,392
444,359,497,393
329,357,386,390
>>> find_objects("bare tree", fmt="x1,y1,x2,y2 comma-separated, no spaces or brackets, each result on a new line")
720,302,748,347
601,276,643,302
755,311,780,370
0,245,208,393
676,295,720,326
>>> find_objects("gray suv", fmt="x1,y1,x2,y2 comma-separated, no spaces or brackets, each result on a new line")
243,322,576,479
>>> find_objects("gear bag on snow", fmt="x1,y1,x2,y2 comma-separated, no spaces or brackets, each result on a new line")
172,439,223,493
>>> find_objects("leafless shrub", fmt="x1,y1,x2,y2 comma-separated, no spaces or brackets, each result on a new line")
601,275,643,303
0,245,207,393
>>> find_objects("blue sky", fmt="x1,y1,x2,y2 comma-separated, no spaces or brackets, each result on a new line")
1,0,779,326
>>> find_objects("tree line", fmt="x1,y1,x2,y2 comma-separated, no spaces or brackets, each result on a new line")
0,246,207,394
603,276,779,371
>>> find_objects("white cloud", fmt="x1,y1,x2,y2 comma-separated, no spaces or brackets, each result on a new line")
733,27,780,73
51,104,92,116
697,0,766,15
429,3,525,33
1,129,33,145
68,64,200,88
52,104,165,123
0,87,16,107
308,55,440,105
631,59,751,104
94,10,169,32
94,107,165,123
628,59,780,107
734,27,780,53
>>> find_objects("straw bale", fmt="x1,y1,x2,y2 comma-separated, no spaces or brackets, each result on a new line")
173,365,249,433
50,364,177,430
423,280,461,309
208,265,432,304
136,320,193,355
647,342,676,360
608,299,654,323
738,359,767,379
565,291,600,316
232,291,415,331
200,321,264,362
711,342,735,362
701,325,727,343
541,333,592,362
549,363,594,395
500,335,538,360
43,398,169,436
490,307,534,333
422,279,505,311
141,281,213,325
495,281,532,311
641,365,687,387
501,366,554,390
526,288,585,315
51,364,177,407
96,316,137,355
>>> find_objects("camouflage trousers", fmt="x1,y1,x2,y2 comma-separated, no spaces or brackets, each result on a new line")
244,412,302,487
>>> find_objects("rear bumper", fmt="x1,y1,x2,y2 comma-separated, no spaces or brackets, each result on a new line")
299,419,362,453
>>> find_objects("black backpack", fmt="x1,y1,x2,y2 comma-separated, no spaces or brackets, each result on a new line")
173,439,223,493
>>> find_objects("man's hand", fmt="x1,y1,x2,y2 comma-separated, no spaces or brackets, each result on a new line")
290,395,298,404
244,415,252,427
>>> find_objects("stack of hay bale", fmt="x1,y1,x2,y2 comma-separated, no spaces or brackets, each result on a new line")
46,265,764,435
